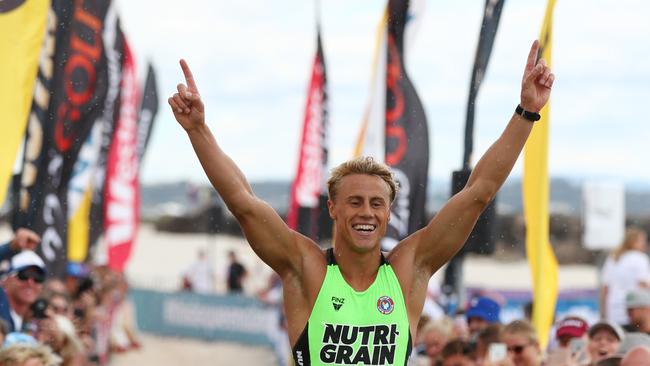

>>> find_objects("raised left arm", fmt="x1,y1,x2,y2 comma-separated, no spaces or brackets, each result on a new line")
404,40,555,276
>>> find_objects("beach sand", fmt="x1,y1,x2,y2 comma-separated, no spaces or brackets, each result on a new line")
110,334,277,366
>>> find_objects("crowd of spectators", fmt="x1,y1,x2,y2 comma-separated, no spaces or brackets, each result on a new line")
0,229,140,366
410,226,650,366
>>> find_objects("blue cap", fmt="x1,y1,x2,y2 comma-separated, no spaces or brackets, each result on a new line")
465,296,501,323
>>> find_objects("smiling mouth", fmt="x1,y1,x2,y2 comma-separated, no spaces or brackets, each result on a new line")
353,224,376,232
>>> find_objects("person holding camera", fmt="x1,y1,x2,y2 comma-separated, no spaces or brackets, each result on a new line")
0,250,47,332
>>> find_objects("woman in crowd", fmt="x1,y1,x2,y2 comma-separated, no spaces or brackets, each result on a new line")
418,317,455,365
501,320,542,366
600,227,650,325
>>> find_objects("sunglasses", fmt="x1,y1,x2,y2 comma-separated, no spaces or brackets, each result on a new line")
50,304,69,314
507,344,529,355
16,270,45,284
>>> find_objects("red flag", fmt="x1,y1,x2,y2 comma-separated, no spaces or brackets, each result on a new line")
104,39,139,272
287,31,329,241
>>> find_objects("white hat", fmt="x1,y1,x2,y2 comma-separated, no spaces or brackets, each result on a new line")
8,250,46,275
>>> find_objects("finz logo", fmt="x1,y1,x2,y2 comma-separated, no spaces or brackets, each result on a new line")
0,0,26,13
331,296,345,311
377,296,394,315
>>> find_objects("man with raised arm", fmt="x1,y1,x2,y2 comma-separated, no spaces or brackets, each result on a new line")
168,40,554,365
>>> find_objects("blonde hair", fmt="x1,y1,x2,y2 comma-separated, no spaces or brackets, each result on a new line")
0,344,62,366
420,317,455,339
612,227,647,261
53,315,84,361
327,156,398,203
502,319,538,345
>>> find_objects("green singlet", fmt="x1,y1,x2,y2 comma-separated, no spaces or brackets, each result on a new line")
292,248,412,365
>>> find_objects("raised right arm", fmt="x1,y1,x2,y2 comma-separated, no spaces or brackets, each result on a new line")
168,60,308,275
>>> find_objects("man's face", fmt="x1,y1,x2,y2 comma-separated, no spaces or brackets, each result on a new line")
328,174,391,253
4,267,44,310
627,306,650,330
587,329,620,362
502,332,540,366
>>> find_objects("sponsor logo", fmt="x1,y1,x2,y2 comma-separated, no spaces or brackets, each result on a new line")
377,296,394,315
320,323,399,364
331,296,345,311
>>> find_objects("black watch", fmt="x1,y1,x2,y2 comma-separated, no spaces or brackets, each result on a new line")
515,104,541,122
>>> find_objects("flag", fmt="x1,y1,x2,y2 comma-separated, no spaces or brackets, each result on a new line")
462,0,506,169
523,0,559,350
104,39,139,272
287,29,329,242
442,0,506,304
87,20,125,257
355,0,428,250
0,0,49,206
67,2,122,267
12,1,71,232
136,63,159,163
20,0,111,277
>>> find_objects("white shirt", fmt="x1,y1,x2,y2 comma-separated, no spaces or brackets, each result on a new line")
602,251,650,324
10,309,22,332
185,259,215,294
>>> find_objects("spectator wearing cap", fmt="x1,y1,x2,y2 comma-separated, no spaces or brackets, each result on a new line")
625,288,650,334
0,228,40,262
465,296,501,339
554,315,589,348
587,321,625,364
0,251,46,332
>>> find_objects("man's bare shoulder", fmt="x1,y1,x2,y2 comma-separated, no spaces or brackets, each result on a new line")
385,233,420,267
287,233,328,275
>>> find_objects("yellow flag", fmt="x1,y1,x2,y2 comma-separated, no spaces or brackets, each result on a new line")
354,9,388,158
0,0,50,205
523,0,559,350
68,186,93,263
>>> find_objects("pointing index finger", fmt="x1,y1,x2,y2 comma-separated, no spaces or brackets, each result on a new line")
525,40,540,74
180,59,198,93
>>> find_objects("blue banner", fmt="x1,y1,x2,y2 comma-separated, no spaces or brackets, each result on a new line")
130,288,280,347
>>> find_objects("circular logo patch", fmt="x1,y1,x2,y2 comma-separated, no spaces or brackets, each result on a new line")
377,295,394,315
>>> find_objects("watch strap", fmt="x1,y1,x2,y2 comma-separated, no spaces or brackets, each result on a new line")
515,104,541,122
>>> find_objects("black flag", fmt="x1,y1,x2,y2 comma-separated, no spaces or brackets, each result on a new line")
17,0,112,277
136,63,158,163
382,0,429,250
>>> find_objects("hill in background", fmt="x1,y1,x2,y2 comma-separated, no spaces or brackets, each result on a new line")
142,177,650,219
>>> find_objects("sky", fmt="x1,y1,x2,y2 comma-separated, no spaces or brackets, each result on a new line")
116,0,650,187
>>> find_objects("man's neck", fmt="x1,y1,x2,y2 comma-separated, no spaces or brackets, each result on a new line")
333,244,382,292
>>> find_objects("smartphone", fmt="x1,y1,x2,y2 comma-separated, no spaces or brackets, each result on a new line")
488,342,507,362
569,338,589,364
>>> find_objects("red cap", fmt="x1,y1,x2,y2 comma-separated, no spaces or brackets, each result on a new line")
556,316,588,339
